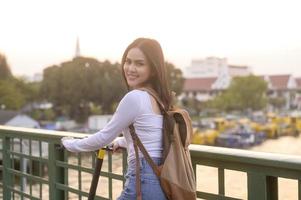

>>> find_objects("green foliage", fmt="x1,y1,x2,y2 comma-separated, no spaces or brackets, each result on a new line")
268,96,286,109
0,80,25,109
181,96,203,116
165,62,184,96
31,108,55,121
90,103,102,115
210,75,268,111
0,54,12,80
40,57,127,122
0,54,41,110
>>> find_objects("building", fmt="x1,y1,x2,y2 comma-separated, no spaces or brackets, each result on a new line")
183,72,299,111
182,57,252,102
295,77,301,109
181,77,218,101
0,110,40,128
184,57,251,78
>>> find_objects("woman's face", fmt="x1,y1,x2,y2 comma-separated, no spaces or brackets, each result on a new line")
123,48,153,89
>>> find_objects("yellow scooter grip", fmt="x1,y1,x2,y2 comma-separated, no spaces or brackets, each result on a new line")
97,149,106,159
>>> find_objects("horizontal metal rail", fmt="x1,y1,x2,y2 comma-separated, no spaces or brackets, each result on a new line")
1,125,301,200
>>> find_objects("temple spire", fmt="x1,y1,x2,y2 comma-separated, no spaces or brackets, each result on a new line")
75,37,80,58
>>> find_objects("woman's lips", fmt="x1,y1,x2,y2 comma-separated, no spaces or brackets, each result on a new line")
126,74,138,80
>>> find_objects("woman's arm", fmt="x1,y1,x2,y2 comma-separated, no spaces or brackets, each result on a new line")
62,91,141,152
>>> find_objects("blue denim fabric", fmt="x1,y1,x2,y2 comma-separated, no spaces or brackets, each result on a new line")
117,157,167,200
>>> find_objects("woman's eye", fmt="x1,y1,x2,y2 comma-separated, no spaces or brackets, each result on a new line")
125,60,131,64
137,62,144,67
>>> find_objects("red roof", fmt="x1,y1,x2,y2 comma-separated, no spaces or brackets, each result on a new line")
183,77,217,92
269,74,290,90
228,65,248,69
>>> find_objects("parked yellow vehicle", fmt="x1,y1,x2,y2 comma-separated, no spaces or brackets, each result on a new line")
290,116,301,135
280,116,301,136
191,128,206,145
265,113,301,137
192,118,223,145
235,117,272,139
203,129,219,145
250,113,279,138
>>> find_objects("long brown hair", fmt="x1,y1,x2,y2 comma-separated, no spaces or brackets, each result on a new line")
121,38,172,110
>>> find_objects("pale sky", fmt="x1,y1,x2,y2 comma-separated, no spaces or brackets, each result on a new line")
1,0,301,77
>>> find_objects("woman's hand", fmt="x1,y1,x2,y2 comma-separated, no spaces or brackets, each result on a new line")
112,141,121,153
61,136,75,151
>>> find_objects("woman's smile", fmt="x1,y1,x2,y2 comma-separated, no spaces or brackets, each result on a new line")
123,48,152,89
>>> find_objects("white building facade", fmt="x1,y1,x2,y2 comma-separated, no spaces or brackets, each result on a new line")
182,57,252,101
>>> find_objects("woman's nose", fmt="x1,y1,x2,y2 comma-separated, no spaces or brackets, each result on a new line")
127,63,136,72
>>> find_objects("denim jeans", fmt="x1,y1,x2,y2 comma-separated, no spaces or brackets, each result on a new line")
117,157,167,200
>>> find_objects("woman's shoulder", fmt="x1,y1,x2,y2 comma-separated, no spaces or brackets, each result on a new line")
124,89,148,99
120,89,148,104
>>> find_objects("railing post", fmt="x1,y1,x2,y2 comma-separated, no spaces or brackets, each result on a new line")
2,136,12,200
298,179,301,200
266,176,278,200
218,167,225,196
247,172,267,200
48,141,65,200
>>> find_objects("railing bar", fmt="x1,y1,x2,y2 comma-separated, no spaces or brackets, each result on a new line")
29,139,32,156
122,151,127,187
108,151,113,199
218,167,225,195
20,138,26,200
64,150,68,200
20,138,23,153
298,179,301,200
196,191,243,200
6,151,48,163
19,138,23,199
29,160,33,196
56,160,124,181
11,138,15,171
56,183,109,200
56,160,94,172
29,139,32,196
7,186,40,200
39,140,42,158
3,136,12,200
55,160,124,180
6,168,49,184
78,152,82,200
11,138,14,151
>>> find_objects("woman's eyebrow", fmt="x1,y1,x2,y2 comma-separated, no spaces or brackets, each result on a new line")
126,57,145,62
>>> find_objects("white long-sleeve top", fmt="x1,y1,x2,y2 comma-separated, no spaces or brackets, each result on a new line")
62,89,164,163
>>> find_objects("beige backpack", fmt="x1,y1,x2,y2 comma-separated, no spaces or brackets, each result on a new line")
129,88,196,200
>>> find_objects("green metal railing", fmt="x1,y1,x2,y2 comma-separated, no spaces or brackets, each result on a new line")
0,125,301,200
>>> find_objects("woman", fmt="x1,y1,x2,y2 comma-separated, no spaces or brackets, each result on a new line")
62,38,172,199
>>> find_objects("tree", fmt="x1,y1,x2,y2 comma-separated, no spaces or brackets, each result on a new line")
0,80,25,109
0,54,12,80
268,96,286,110
40,57,126,122
210,75,268,112
165,62,184,96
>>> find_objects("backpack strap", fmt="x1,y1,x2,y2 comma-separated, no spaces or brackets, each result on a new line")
138,87,167,113
130,125,142,200
129,124,161,200
129,124,161,176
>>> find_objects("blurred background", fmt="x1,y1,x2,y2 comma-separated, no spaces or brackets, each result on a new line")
1,0,301,151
